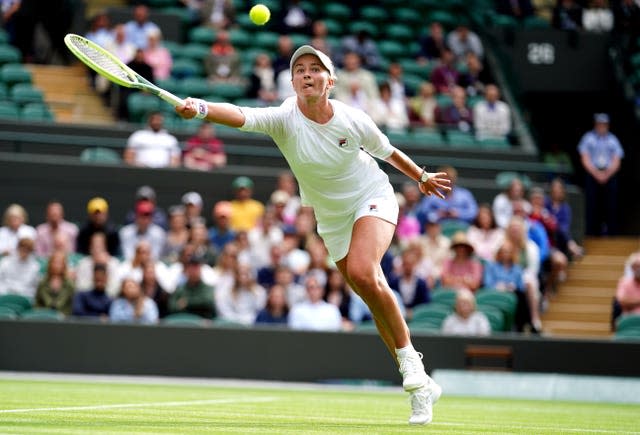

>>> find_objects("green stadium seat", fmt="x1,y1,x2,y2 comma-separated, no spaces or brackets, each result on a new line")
386,24,415,43
0,29,8,44
616,314,640,332
127,92,161,122
0,82,7,99
477,304,506,332
228,28,252,49
430,288,458,309
491,14,519,29
171,58,204,79
179,77,214,97
393,7,424,28
163,312,207,326
477,136,511,149
324,2,351,22
0,100,19,119
523,16,551,28
360,6,387,23
347,21,379,39
475,289,517,331
426,11,458,29
614,328,640,340
1,63,32,86
398,58,431,78
80,147,122,163
439,220,469,238
288,33,310,49
213,318,248,328
180,43,210,61
0,294,32,314
259,0,281,14
162,40,182,58
20,308,64,321
160,6,192,24
402,74,424,95
0,44,21,65
20,102,54,121
253,31,280,51
10,83,44,105
436,94,453,107
378,40,405,61
495,171,532,189
322,19,343,35
299,1,318,16
209,82,247,100
235,14,255,31
410,128,444,146
410,303,451,329
0,305,18,319
631,53,640,69
446,130,477,147
188,26,216,45
155,77,182,96
147,0,177,7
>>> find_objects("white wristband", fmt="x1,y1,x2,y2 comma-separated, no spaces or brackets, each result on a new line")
193,99,208,119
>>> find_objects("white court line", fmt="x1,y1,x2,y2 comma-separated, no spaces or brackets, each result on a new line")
0,397,276,414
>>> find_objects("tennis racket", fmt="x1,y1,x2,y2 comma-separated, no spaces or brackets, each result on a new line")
64,33,185,107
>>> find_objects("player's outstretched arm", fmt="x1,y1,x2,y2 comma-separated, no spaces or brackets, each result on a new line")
385,148,451,198
175,97,246,128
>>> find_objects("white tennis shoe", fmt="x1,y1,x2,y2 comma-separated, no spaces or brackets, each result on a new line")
398,350,429,391
408,378,442,425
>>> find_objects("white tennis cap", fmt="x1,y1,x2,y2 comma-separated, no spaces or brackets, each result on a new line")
290,45,336,79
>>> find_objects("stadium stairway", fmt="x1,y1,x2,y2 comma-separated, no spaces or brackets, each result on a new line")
542,237,639,338
27,63,115,125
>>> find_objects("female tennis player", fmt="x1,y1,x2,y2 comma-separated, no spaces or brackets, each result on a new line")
176,45,450,425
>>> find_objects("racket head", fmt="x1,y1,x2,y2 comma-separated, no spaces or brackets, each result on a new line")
64,33,140,89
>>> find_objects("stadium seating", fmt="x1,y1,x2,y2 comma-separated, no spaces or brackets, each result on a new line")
80,147,122,163
10,83,44,105
163,312,207,326
477,304,506,332
20,308,64,321
1,63,32,86
20,102,54,122
475,289,517,331
0,294,32,315
410,302,452,329
0,306,18,319
127,92,161,122
171,58,204,79
0,44,21,65
616,314,640,333
0,100,19,119
188,26,216,45
430,288,458,309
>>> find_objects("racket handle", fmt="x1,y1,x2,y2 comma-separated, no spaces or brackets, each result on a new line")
158,89,185,107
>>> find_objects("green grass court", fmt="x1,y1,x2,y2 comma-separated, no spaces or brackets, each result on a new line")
0,377,638,434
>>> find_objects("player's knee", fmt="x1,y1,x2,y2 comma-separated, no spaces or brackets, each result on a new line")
346,263,379,293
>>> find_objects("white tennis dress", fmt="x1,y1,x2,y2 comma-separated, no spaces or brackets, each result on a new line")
240,97,398,261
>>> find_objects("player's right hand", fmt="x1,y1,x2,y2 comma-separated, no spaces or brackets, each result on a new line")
175,97,198,119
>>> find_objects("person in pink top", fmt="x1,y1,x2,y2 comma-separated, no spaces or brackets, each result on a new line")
143,29,173,80
616,253,640,315
35,201,78,257
440,231,483,292
466,203,504,263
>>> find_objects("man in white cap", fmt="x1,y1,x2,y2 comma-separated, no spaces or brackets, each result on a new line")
176,44,451,425
181,191,204,225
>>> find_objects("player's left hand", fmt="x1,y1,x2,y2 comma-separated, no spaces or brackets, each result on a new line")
419,171,451,198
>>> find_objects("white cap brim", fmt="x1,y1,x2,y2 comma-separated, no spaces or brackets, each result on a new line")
290,45,335,79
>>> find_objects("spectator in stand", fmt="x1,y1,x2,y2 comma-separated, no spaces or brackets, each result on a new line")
417,218,451,286
117,47,155,119
208,201,236,252
467,203,505,263
553,0,583,30
2,0,21,47
417,165,478,227
124,112,180,168
229,176,265,232
249,208,285,269
140,260,170,318
276,67,296,101
440,231,484,293
0,238,40,298
545,178,584,259
256,243,285,288
215,263,266,325
109,277,158,324
255,283,289,325
310,20,336,58
169,254,216,319
616,253,640,316
34,250,74,316
181,191,204,226
0,204,36,257
143,29,172,80
388,247,431,320
613,0,640,52
383,62,410,101
118,240,168,288
183,122,227,170
35,201,78,258
85,12,113,48
76,197,120,257
370,83,410,133
288,274,342,331
204,30,243,84
163,243,217,293
578,113,624,236
473,84,511,140
512,199,550,269
409,82,438,128
395,192,421,248
441,288,491,336
339,30,381,70
72,263,112,318
189,218,218,266
336,81,373,113
275,0,313,34
324,267,352,329
483,240,525,295
504,216,542,332
457,53,490,98
274,264,306,306
119,201,167,261
495,0,535,20
105,24,136,66
435,86,473,133
446,23,484,61
493,176,531,229
272,35,295,76
162,205,190,264
582,0,614,32
417,22,447,63
125,185,169,231
247,53,279,105
334,51,379,103
430,48,459,95
268,189,294,228
124,4,159,50
75,233,121,298
276,171,302,223
200,0,236,29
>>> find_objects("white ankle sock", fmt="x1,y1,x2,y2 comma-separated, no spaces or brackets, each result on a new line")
395,344,415,357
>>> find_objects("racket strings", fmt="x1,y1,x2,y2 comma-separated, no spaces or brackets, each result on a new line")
70,36,132,81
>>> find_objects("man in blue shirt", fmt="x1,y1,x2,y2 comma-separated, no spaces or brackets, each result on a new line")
72,263,112,319
578,113,624,235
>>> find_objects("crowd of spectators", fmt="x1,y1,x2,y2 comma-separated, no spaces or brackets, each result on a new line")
0,165,588,335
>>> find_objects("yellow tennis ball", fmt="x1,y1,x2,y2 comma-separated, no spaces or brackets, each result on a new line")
249,4,270,25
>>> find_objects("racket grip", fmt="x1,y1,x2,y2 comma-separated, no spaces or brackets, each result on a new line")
158,89,185,107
